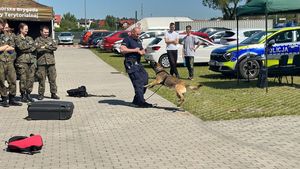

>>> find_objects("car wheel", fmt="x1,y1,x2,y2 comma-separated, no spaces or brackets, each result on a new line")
238,58,260,79
159,54,170,68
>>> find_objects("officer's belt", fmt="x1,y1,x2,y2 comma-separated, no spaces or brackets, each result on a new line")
125,58,139,65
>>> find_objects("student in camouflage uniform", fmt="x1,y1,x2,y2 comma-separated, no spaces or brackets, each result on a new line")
35,25,59,100
15,23,36,102
0,22,22,107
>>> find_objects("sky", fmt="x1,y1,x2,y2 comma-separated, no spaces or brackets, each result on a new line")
37,0,223,20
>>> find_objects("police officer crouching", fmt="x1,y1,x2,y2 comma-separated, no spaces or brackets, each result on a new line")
0,20,22,107
35,25,59,100
120,27,153,108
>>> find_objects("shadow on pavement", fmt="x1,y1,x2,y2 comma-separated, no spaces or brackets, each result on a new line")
98,99,184,112
98,99,135,107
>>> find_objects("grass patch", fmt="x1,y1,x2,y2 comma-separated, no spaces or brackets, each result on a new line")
91,48,300,121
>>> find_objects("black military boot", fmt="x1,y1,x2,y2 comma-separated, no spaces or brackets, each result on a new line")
37,94,44,100
0,96,5,103
26,93,35,102
1,96,9,107
51,93,60,100
21,93,28,103
9,95,22,106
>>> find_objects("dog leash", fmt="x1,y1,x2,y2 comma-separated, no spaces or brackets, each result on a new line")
145,84,163,101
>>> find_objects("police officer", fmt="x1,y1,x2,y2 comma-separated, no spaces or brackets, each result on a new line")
0,22,23,107
120,27,153,108
15,23,36,102
35,25,59,100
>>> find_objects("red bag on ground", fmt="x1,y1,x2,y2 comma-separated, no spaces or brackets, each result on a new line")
6,134,43,155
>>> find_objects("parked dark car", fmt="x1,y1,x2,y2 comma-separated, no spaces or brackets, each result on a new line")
80,29,108,45
87,31,112,47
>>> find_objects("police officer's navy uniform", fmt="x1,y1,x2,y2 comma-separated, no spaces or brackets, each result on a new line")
122,36,151,107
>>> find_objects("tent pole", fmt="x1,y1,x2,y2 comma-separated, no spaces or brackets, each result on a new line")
265,2,269,93
236,14,240,84
51,19,55,39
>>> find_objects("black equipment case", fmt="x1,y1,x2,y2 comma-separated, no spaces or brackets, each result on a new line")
27,101,74,120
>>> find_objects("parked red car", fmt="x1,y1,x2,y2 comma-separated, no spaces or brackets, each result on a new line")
101,31,130,51
179,31,212,42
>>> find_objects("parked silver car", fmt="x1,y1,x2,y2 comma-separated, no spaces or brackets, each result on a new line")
58,32,74,45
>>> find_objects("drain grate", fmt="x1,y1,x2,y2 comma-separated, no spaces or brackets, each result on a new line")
110,72,122,74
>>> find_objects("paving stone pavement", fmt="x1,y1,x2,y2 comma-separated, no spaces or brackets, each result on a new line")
0,47,299,169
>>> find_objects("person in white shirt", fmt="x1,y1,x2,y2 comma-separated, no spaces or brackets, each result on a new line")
164,23,180,78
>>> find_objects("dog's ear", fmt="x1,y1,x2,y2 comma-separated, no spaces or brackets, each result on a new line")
149,61,156,69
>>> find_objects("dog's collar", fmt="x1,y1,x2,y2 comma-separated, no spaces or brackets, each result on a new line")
155,69,165,75
155,70,169,85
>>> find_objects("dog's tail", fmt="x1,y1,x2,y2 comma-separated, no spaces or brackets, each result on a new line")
186,84,203,90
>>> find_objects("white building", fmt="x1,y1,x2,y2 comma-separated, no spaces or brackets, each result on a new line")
126,17,193,31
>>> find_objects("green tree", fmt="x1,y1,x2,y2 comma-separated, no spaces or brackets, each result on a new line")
90,22,99,29
202,0,251,20
60,12,78,31
104,15,120,30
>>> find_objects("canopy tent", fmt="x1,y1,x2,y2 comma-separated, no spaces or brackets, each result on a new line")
237,0,300,17
235,0,300,92
0,0,54,38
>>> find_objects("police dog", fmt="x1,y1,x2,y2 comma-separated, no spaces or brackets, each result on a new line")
145,62,202,107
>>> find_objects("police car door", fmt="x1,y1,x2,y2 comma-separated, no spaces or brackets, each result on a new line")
268,30,297,66
293,29,300,66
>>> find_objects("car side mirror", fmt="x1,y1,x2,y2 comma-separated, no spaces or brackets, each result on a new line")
140,34,150,40
268,39,275,47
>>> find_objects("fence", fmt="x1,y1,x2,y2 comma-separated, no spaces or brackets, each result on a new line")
175,19,274,31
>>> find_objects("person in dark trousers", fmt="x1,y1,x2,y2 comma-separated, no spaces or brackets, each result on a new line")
165,22,179,78
182,25,201,80
120,27,153,108
15,23,36,102
0,21,22,107
35,25,60,100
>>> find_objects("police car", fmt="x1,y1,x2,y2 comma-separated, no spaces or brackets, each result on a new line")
208,27,300,79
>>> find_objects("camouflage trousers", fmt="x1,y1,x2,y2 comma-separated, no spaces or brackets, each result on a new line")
36,64,57,95
0,61,17,97
15,63,35,94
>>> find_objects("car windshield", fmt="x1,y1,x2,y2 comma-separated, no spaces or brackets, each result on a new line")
102,32,112,36
60,33,73,36
105,32,116,37
149,37,162,46
91,32,102,37
240,31,275,45
208,31,220,36
198,28,208,33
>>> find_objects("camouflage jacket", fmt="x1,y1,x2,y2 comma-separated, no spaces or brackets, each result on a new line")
15,34,36,63
35,36,57,65
0,33,17,62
